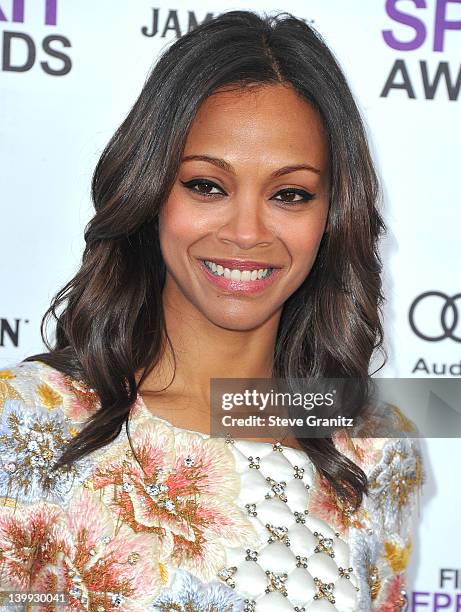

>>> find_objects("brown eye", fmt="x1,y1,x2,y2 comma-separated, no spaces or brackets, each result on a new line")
273,189,316,205
181,179,225,197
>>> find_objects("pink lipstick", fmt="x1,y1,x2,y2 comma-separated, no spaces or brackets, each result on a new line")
198,258,282,294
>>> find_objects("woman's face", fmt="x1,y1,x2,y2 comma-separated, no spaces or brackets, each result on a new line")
158,83,330,331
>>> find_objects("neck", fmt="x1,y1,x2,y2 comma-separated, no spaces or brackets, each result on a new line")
136,291,281,407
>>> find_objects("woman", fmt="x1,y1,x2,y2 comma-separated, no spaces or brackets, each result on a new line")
0,10,424,611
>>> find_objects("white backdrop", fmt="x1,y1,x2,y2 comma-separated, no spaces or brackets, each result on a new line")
1,1,460,608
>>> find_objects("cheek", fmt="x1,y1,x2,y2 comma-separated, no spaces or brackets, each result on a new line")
159,194,205,256
281,214,327,269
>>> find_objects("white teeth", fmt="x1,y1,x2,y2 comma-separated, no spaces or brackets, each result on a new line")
203,260,274,281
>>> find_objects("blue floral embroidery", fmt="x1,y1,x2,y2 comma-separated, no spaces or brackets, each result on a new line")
150,568,247,611
0,399,93,505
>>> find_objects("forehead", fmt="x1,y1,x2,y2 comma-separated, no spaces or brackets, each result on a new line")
183,83,329,171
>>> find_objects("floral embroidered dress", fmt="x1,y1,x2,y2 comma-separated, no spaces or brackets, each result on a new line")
0,360,425,612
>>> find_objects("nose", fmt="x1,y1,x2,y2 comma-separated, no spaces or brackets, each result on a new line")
216,195,274,249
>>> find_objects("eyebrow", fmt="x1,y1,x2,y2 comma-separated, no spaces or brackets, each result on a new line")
181,154,321,176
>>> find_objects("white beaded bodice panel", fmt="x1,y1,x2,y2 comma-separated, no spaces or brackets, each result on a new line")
221,437,359,612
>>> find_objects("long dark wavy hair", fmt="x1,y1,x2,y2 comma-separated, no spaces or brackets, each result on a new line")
24,9,387,510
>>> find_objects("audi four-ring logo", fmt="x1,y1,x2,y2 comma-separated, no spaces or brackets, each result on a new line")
409,291,461,342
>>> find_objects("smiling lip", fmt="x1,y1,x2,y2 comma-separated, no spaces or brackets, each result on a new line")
199,258,281,271
198,259,282,294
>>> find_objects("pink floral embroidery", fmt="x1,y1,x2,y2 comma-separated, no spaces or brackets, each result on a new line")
332,428,385,472
90,406,259,581
38,362,99,424
307,472,367,537
376,572,407,611
0,487,162,610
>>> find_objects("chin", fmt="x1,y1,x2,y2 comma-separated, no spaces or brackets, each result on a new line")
203,308,276,332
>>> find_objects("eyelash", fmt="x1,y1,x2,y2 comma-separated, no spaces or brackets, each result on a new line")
180,179,316,206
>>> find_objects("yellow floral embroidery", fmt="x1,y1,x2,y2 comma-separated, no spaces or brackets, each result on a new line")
0,373,22,410
159,562,168,584
37,383,63,410
83,479,95,491
384,538,412,573
367,563,381,599
0,369,15,380
0,497,18,509
390,403,419,433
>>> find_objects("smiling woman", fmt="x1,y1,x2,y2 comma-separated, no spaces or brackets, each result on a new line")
1,9,424,612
